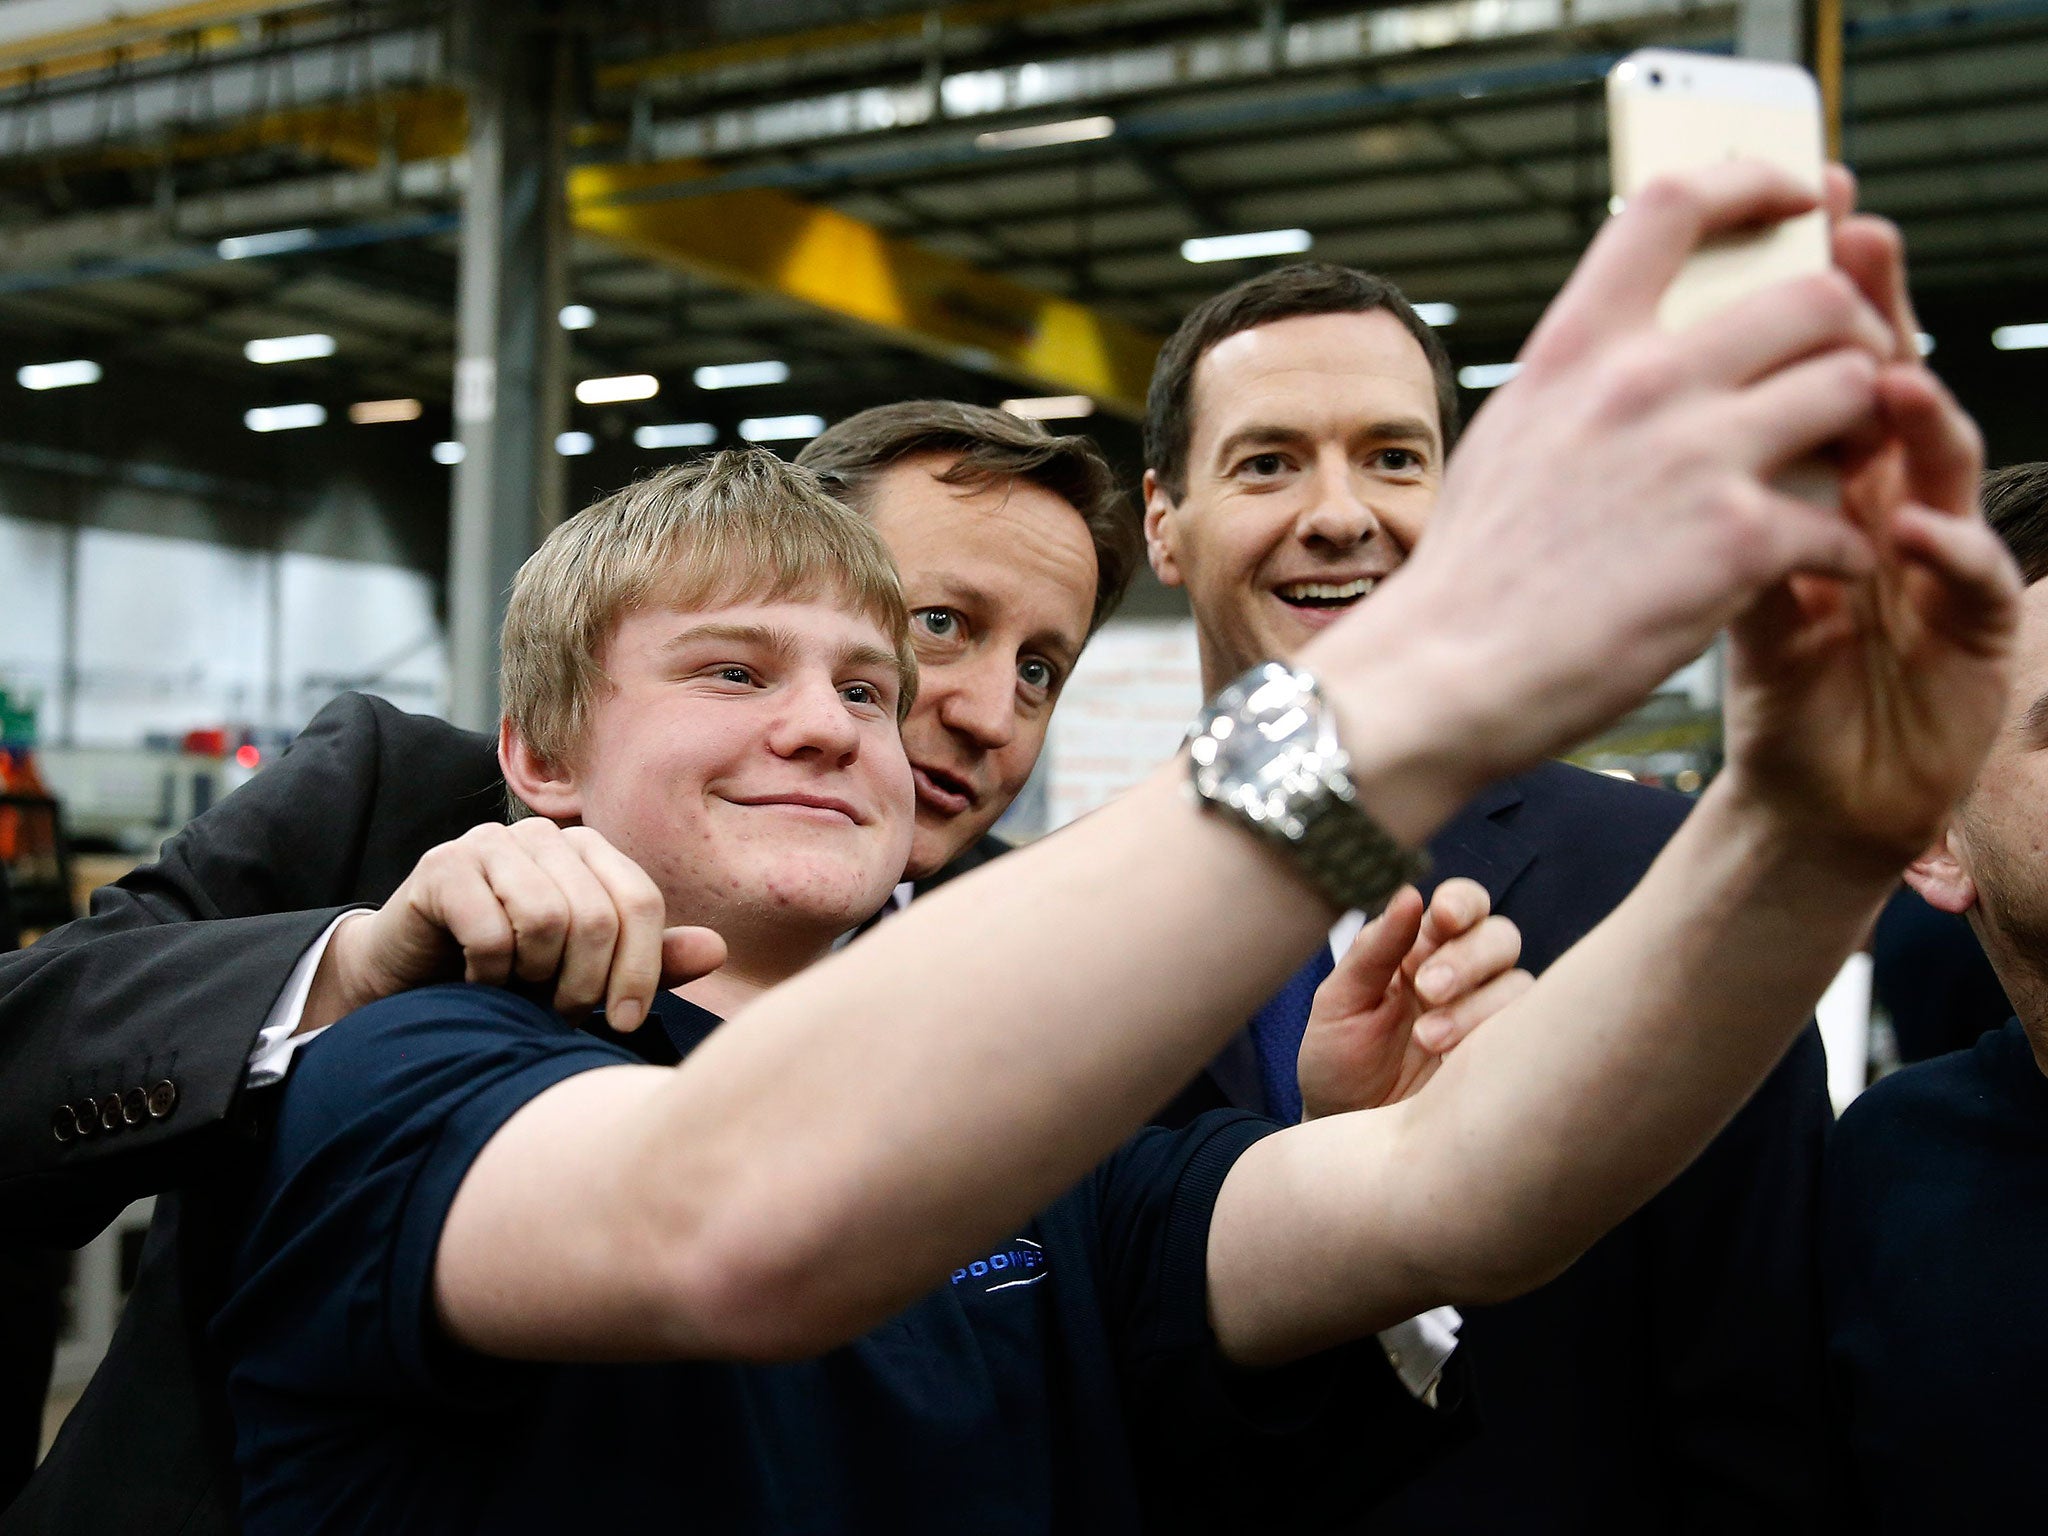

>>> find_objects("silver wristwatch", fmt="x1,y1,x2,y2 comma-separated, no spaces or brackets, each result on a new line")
1185,661,1429,913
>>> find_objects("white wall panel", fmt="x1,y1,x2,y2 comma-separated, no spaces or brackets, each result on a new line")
1044,619,1202,832
70,525,273,746
278,552,447,726
0,514,66,717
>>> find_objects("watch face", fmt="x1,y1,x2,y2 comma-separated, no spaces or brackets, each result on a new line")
1190,663,1344,829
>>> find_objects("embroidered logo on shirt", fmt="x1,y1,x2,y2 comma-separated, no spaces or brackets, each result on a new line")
950,1237,1047,1294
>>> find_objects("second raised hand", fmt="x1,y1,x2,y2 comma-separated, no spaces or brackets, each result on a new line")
1296,879,1530,1121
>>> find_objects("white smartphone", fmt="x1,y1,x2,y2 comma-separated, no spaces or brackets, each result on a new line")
1606,49,1829,334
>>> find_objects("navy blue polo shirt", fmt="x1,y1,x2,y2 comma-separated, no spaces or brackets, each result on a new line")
1822,1017,2048,1531
214,985,1462,1535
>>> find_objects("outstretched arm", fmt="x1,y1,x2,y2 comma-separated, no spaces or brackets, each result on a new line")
429,162,1908,1365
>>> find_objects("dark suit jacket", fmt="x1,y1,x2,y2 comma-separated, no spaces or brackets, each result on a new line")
1161,760,1832,1532
2,693,502,1535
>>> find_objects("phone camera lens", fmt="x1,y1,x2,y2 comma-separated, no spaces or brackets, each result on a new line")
1648,69,1664,85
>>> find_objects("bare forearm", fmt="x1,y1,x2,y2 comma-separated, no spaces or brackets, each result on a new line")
1212,777,1890,1364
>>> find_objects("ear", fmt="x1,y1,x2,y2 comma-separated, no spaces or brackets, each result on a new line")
1903,824,1977,916
498,718,582,823
1142,469,1185,589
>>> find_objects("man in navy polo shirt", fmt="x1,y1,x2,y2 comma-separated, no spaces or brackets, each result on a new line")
212,168,2015,1534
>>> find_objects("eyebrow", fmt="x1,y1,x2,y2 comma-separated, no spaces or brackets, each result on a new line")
660,622,910,694
1211,415,1440,468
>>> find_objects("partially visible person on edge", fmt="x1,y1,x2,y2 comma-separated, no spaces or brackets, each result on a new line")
216,241,2015,1531
0,400,1145,1534
1823,463,2048,1534
1139,254,1857,1527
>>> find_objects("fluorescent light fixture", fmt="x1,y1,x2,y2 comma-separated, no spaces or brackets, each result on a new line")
575,373,659,405
245,403,326,432
694,360,790,390
432,440,465,465
1412,301,1459,327
739,414,826,443
1457,362,1521,390
17,359,101,390
244,333,336,364
1001,394,1095,420
975,115,1116,152
1916,332,1936,357
216,227,317,261
348,397,422,425
634,421,718,450
1181,228,1313,264
1993,323,2048,351
556,431,596,456
559,304,597,330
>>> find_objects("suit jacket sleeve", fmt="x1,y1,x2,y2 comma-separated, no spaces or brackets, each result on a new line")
0,692,504,1245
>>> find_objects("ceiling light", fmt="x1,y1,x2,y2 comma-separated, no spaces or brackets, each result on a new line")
244,333,336,365
1993,323,2048,351
559,304,597,331
1457,362,1521,390
739,414,825,443
1181,228,1313,264
432,440,465,465
695,360,790,390
348,398,422,425
975,115,1116,152
17,359,101,390
1412,302,1459,327
1001,395,1095,420
556,431,596,456
1916,332,1936,357
635,422,718,449
575,374,659,405
217,227,317,261
245,403,326,432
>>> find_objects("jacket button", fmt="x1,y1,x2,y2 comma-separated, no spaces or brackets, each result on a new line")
95,1095,124,1134
145,1080,179,1120
121,1087,148,1127
70,1102,97,1139
51,1107,75,1144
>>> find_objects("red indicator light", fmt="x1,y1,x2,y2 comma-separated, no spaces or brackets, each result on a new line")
235,744,261,769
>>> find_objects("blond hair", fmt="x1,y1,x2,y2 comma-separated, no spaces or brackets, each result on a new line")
500,449,917,796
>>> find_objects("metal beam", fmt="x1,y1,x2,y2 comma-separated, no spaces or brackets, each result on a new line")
568,158,1162,419
447,0,568,733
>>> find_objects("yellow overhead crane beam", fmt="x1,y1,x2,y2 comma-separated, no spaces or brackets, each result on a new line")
569,159,1161,420
0,0,336,94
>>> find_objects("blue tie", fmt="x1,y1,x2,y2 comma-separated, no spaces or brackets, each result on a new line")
1248,944,1336,1123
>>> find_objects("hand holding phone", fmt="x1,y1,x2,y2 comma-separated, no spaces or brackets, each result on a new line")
1609,49,1839,501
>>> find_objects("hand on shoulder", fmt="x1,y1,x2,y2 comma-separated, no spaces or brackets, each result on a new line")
302,820,726,1036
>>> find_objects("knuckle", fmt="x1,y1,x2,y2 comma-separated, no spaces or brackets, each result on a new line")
1596,340,1682,421
1631,175,1697,224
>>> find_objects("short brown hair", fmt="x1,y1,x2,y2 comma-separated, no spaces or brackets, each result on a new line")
501,449,917,800
796,399,1138,634
1144,263,1460,502
1985,462,2048,585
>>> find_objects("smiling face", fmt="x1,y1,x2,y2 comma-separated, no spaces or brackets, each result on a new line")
1144,308,1444,693
865,453,1100,878
549,596,915,968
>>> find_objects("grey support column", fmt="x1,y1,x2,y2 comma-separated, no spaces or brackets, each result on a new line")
446,0,570,732
1737,0,1806,63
